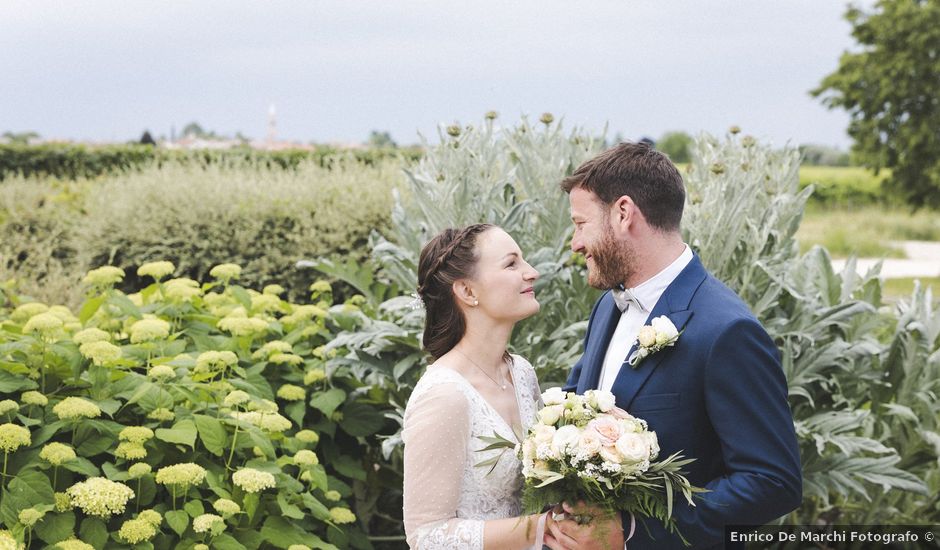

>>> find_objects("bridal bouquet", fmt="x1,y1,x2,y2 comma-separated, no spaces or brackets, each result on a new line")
480,388,702,543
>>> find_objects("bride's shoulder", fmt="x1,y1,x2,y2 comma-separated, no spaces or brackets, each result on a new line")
409,366,470,402
509,353,536,374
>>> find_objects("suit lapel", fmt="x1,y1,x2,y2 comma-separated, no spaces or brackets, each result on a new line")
609,256,708,410
576,292,621,394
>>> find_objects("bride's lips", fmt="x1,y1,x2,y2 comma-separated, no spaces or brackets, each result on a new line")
521,287,535,295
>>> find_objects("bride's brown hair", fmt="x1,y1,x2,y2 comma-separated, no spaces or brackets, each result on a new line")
417,224,494,360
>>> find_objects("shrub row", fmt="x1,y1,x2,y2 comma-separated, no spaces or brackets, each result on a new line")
0,144,422,181
0,160,400,308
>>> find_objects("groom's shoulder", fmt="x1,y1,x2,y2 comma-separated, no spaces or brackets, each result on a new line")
692,271,760,326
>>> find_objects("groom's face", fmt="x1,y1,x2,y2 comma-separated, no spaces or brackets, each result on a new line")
569,187,635,290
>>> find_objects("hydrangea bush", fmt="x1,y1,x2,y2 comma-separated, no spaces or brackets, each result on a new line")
0,263,383,549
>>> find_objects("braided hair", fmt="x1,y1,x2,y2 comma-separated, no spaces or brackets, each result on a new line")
417,224,494,360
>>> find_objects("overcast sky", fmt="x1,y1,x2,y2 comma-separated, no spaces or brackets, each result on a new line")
1,1,869,148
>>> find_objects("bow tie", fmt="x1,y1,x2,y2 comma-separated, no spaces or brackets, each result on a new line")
613,286,646,313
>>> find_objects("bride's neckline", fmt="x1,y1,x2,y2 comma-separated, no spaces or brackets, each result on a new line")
427,356,523,434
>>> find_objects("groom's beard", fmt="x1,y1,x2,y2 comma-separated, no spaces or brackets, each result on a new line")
586,226,636,290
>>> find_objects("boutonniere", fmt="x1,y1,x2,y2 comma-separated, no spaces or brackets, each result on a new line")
628,316,680,368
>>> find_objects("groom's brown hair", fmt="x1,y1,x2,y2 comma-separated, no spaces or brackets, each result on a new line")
561,141,685,232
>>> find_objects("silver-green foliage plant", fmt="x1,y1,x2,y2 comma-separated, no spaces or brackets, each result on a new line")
683,130,938,527
0,264,384,549
347,115,604,380
321,121,939,532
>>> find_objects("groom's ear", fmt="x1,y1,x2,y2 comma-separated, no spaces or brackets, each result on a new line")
452,280,477,308
611,196,637,233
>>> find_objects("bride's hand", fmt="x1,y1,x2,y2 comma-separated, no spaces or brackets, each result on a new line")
544,501,623,550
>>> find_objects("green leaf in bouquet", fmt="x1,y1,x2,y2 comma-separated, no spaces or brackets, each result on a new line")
155,419,198,448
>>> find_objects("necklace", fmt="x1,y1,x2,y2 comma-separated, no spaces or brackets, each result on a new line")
455,348,509,391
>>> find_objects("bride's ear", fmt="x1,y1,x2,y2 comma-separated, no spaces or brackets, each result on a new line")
452,280,478,308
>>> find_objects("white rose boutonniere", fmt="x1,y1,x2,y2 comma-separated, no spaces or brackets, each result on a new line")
628,316,680,368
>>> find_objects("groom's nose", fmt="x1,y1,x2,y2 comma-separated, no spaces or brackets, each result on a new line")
570,235,584,253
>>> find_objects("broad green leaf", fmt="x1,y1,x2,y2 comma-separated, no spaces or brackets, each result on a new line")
184,499,205,517
331,456,366,482
212,533,248,550
156,419,198,448
165,509,189,537
194,414,227,456
339,401,384,436
35,511,76,544
309,388,346,417
79,517,109,549
78,295,106,323
277,492,305,519
0,369,37,392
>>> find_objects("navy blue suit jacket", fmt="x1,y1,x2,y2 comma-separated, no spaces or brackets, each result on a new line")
564,256,802,549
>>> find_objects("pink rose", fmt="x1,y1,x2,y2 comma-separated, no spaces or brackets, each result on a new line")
587,416,623,447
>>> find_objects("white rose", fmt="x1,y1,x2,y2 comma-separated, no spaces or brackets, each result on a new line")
616,433,651,464
577,430,602,457
644,431,660,460
532,424,556,445
551,425,581,456
585,390,616,412
541,387,566,406
637,325,657,348
651,316,679,344
538,405,563,426
598,445,622,464
619,417,642,434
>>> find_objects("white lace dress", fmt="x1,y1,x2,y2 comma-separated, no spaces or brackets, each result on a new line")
402,354,541,549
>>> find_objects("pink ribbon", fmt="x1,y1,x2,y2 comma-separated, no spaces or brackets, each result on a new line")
532,511,549,549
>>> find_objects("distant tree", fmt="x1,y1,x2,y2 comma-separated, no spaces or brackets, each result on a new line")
813,0,940,208
368,130,396,148
798,144,851,166
181,122,217,139
140,130,156,145
2,131,40,145
657,131,693,163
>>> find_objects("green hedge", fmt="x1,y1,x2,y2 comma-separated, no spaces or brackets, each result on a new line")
0,160,400,308
0,144,423,181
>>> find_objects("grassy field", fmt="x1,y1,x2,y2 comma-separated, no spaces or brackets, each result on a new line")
796,204,940,258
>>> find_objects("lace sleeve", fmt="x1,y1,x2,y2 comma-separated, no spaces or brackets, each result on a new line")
402,378,484,549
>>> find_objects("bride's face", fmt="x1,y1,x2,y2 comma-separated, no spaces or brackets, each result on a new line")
466,228,540,322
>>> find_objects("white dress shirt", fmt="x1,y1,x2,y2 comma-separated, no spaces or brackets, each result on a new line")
598,245,693,393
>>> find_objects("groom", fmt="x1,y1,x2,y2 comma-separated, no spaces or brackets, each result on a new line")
546,142,802,549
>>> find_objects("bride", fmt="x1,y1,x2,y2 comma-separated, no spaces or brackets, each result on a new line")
402,224,553,549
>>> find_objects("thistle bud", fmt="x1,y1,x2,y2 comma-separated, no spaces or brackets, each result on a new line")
539,112,554,125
